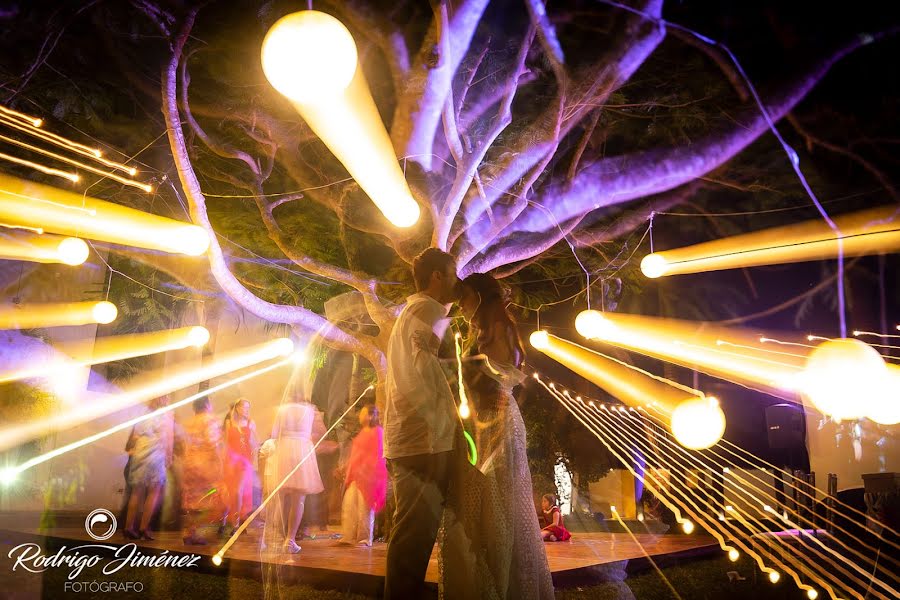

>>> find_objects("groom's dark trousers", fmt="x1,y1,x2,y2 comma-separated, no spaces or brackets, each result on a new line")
384,449,453,600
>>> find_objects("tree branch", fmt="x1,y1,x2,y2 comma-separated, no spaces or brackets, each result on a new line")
161,9,384,370
390,0,491,171
484,33,890,247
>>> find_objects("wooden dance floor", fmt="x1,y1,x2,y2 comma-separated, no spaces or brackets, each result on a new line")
1,517,718,590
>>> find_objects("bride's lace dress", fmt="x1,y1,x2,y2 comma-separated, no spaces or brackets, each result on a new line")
438,355,555,599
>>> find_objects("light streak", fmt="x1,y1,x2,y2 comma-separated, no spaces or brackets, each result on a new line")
261,11,420,228
0,173,209,255
5,354,299,478
640,205,900,278
0,112,137,174
0,326,210,385
0,338,294,454
0,232,89,265
0,300,117,329
0,150,79,182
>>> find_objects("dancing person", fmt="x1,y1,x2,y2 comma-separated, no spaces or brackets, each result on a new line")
340,404,387,546
123,396,174,540
440,273,555,599
383,248,461,600
180,397,225,545
223,398,257,533
271,393,324,553
540,493,571,542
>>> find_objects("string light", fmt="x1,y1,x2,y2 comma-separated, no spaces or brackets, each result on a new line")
0,232,89,266
0,112,138,174
529,330,726,449
0,173,209,256
454,332,471,419
576,393,865,599
0,105,43,128
0,132,150,192
0,150,80,182
0,300,117,329
536,371,898,596
261,11,420,228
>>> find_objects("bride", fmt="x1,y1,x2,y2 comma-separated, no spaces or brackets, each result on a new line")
439,273,554,599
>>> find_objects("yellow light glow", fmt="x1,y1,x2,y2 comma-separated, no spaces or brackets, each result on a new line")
530,330,551,351
574,310,806,398
640,205,900,278
0,337,295,455
0,326,212,386
212,554,223,566
728,548,740,562
0,232,88,266
0,149,79,182
261,11,358,104
681,519,695,534
459,402,471,419
768,570,781,584
0,113,136,174
529,331,726,446
798,338,887,420
92,301,118,325
0,132,151,192
0,467,17,485
261,11,420,228
640,253,669,279
806,589,818,599
0,105,43,127
0,300,118,329
0,174,209,255
670,396,727,450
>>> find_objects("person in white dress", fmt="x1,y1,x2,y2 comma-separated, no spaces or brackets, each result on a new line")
439,273,555,600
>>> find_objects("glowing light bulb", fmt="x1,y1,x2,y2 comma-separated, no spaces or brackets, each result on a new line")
261,11,358,105
212,554,222,566
670,396,726,450
728,548,740,562
681,520,694,534
575,310,617,340
170,225,210,256
0,467,17,485
640,253,668,279
807,589,818,599
637,513,644,522
799,338,886,420
271,338,295,357
56,237,89,266
530,330,550,351
768,571,780,584
187,326,211,347
92,301,118,325
459,402,470,419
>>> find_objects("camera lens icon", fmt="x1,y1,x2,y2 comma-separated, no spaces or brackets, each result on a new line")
85,508,117,541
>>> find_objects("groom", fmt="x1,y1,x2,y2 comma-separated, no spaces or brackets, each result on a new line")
383,248,461,600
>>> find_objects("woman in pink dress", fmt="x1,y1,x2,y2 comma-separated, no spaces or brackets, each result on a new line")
340,404,388,546
180,397,225,545
223,398,257,532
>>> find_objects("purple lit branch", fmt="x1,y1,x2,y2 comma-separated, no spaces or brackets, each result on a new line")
463,35,880,272
390,0,490,171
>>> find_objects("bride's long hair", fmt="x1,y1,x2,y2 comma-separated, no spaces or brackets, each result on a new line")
459,273,525,368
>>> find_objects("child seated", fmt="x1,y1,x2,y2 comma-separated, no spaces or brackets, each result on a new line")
540,493,571,542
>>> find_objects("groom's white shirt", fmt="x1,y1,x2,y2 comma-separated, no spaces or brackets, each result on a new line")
383,293,458,460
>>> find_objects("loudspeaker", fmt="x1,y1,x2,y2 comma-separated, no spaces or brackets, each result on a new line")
765,403,805,449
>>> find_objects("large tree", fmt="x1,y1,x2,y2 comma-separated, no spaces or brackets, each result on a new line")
2,1,898,483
